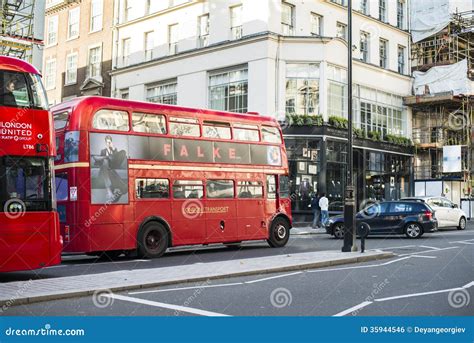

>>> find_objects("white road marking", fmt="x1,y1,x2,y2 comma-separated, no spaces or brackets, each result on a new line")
449,239,474,244
244,271,302,284
333,301,373,317
419,245,441,250
398,246,459,257
129,282,243,295
455,241,474,245
410,255,437,259
334,281,474,316
104,294,230,317
376,244,416,250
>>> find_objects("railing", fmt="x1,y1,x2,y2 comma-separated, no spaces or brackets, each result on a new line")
412,127,444,145
414,165,443,179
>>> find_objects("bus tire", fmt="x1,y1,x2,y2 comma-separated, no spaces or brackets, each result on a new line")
137,222,169,259
267,217,290,248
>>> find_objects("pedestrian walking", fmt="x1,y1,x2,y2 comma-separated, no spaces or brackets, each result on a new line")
319,193,329,227
310,192,321,229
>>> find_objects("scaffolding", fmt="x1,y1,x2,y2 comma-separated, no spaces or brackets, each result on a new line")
411,10,474,79
0,0,40,62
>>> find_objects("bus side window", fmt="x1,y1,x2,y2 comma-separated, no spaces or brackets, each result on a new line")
206,180,234,198
266,175,277,199
136,178,169,199
279,176,290,198
172,180,203,199
237,181,263,198
132,113,167,134
92,109,130,131
261,126,282,144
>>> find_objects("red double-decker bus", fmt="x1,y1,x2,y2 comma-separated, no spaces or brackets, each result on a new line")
52,96,291,258
0,56,61,272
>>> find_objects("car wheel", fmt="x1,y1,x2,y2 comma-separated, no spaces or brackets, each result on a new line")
137,222,169,258
267,218,290,248
405,223,423,239
333,223,345,239
458,217,467,230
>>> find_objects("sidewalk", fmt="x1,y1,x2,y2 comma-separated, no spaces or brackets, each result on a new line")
291,226,326,235
0,250,394,307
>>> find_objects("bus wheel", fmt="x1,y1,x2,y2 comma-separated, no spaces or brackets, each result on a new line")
137,222,169,258
267,218,290,248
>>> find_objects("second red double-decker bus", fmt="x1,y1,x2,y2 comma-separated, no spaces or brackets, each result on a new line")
53,96,291,258
0,56,61,272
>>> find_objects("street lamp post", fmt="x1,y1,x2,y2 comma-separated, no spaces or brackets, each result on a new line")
342,0,356,252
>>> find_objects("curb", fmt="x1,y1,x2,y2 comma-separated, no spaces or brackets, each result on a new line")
0,252,394,307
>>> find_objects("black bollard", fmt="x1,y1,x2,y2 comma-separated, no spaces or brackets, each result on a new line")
357,222,370,253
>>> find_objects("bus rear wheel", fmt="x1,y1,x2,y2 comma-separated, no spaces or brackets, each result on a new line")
137,222,169,259
267,218,290,248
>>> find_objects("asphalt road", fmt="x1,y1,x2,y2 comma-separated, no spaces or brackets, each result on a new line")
2,226,473,316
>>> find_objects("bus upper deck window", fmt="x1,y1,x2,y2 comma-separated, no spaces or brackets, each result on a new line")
93,109,130,131
132,113,167,134
203,121,231,139
169,117,200,137
262,126,282,144
53,111,70,130
233,124,259,142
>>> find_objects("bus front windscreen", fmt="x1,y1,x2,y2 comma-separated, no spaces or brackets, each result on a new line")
0,70,49,110
1,157,51,212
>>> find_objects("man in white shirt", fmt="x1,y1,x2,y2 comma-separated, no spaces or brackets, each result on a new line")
319,193,329,226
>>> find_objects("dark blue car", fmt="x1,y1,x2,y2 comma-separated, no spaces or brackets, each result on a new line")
325,201,438,239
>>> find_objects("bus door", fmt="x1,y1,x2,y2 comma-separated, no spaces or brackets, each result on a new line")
204,179,238,243
236,180,266,240
171,180,206,245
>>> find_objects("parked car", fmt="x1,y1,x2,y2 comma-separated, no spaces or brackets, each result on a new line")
326,201,438,239
401,196,467,230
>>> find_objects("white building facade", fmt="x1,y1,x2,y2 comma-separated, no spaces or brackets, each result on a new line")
111,0,414,220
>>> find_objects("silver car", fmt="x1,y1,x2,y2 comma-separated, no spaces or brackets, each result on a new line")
402,196,467,230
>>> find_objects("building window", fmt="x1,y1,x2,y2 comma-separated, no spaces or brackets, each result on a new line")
47,16,58,46
285,63,320,116
360,0,369,15
88,46,102,78
354,85,406,137
45,59,56,90
67,7,80,39
198,14,209,48
360,31,370,62
120,89,129,99
281,2,294,35
397,0,404,29
90,0,103,32
230,5,243,40
398,45,405,74
209,67,248,113
379,0,386,22
330,0,347,5
144,32,154,61
168,24,179,55
379,39,388,68
310,13,322,36
336,22,347,40
122,38,131,66
146,81,177,105
65,53,78,85
327,65,347,119
123,0,132,22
